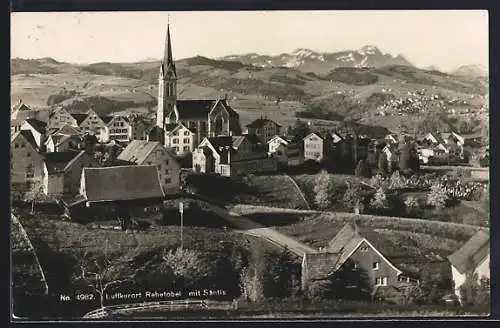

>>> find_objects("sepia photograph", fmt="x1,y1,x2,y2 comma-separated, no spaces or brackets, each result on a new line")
10,10,490,320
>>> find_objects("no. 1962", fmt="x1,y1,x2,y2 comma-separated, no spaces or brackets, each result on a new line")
76,294,95,301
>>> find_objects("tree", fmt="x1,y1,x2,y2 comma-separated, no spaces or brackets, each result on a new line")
370,187,389,210
398,143,412,172
23,178,46,214
355,159,371,178
389,170,406,189
404,196,419,215
427,183,449,211
459,273,490,308
313,170,333,209
240,243,267,302
83,133,98,154
264,248,299,298
75,240,142,309
288,119,311,142
162,247,208,289
378,151,389,176
342,181,364,213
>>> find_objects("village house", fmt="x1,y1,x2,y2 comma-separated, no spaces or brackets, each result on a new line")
107,115,132,143
130,116,151,141
164,122,196,155
45,134,82,153
77,109,111,143
192,134,277,177
303,132,333,163
302,223,415,301
448,230,490,303
10,130,46,198
63,165,165,222
42,150,100,197
267,135,304,167
116,140,181,194
384,134,398,145
11,99,33,121
331,132,344,144
48,107,80,130
20,118,47,151
152,24,242,147
244,117,281,143
441,132,464,147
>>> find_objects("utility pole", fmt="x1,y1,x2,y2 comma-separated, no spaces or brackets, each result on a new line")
179,201,184,251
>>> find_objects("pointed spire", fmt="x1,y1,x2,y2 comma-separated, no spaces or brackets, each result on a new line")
163,22,176,76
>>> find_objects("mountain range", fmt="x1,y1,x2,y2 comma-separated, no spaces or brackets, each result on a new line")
10,45,489,134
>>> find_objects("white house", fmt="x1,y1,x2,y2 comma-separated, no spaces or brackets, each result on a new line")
78,109,111,143
107,115,132,143
164,122,196,155
267,135,292,155
448,230,490,303
20,118,47,150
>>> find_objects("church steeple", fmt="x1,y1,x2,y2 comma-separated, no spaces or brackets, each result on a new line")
157,21,178,129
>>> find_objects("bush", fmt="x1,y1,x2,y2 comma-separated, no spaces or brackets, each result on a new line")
370,187,389,209
427,183,449,210
389,171,406,189
313,170,333,209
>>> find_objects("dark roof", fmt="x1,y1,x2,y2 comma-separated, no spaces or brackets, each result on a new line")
164,123,179,132
176,100,215,119
238,133,264,146
448,230,489,274
101,116,114,124
328,222,361,253
71,113,88,125
82,166,164,202
303,252,340,282
19,130,38,149
12,101,32,112
43,150,84,174
176,99,239,120
24,118,47,134
206,136,234,155
246,118,282,128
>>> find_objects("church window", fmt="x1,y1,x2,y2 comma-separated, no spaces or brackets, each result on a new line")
214,116,224,135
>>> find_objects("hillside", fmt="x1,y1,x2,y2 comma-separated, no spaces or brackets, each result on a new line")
10,56,488,133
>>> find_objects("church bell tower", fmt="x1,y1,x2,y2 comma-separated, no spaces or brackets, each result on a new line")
157,23,177,128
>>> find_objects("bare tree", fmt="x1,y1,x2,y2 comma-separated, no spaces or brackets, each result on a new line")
75,240,141,309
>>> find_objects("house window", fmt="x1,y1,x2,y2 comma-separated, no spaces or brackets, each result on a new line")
361,246,369,252
345,281,358,289
352,263,359,271
173,146,179,152
147,161,152,165
183,138,190,143
184,131,190,136
26,152,31,157
183,146,190,151
375,277,388,286
14,143,19,149
26,164,35,179
165,159,169,165
21,143,25,148
165,177,171,184
373,262,379,270
173,138,179,144
165,169,169,174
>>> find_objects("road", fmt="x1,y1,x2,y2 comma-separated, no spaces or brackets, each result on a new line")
202,201,317,257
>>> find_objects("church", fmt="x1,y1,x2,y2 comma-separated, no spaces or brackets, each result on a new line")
150,24,242,148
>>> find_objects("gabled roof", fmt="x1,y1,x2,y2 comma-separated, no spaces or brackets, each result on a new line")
303,252,340,282
165,122,195,135
53,124,84,136
12,100,32,112
448,230,489,275
425,132,445,144
304,132,331,141
117,140,163,164
11,130,39,149
23,118,47,134
204,136,234,155
43,150,85,174
235,133,264,148
81,166,165,202
70,113,88,125
267,135,292,145
246,118,281,129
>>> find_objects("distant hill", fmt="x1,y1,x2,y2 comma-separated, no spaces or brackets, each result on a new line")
10,54,488,134
220,46,413,74
450,64,488,78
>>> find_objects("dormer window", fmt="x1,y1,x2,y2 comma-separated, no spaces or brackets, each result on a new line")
373,262,379,270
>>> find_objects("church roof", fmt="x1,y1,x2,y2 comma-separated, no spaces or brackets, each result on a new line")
175,99,239,121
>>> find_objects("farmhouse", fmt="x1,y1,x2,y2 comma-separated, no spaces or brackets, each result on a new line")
153,24,242,147
245,117,281,143
107,115,132,143
42,150,99,197
273,142,304,167
192,134,277,177
77,109,111,143
10,130,46,197
267,135,291,154
301,223,415,301
303,132,333,163
63,165,165,221
117,140,181,194
164,122,196,155
48,107,80,130
448,230,490,303
130,116,151,141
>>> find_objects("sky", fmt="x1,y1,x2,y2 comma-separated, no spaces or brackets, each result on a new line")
11,10,488,72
